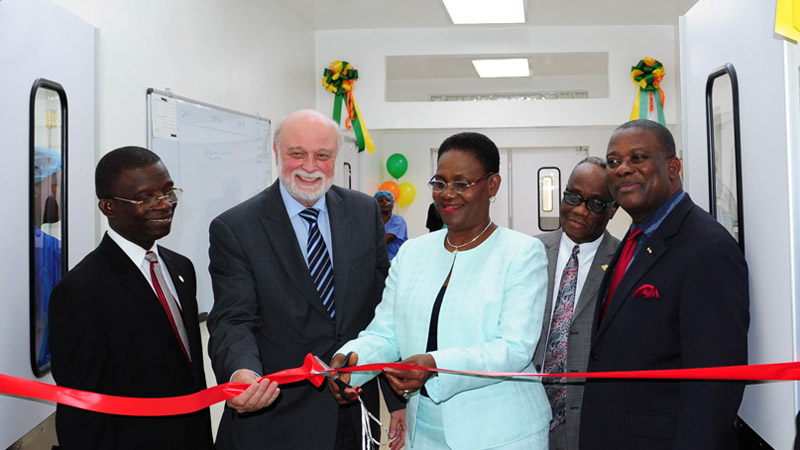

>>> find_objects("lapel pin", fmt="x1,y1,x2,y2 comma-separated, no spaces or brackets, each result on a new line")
647,248,652,254
601,264,608,271
178,275,185,283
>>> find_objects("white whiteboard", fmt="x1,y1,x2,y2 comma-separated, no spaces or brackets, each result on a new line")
147,89,271,313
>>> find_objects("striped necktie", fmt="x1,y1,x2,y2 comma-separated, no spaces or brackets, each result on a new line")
299,208,335,318
144,251,191,366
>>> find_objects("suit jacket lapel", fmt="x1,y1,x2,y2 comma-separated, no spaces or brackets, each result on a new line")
100,235,171,327
593,196,694,341
159,246,201,379
327,187,350,330
259,182,332,319
574,232,616,320
542,233,559,323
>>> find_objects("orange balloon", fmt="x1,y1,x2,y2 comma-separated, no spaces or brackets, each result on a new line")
379,181,400,202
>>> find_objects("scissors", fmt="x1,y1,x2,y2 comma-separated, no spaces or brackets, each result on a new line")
314,352,359,403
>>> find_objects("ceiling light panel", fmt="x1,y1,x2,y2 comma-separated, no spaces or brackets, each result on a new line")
442,0,526,24
472,58,530,78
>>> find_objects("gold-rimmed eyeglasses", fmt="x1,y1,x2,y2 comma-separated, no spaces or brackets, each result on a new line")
428,172,493,194
113,188,183,210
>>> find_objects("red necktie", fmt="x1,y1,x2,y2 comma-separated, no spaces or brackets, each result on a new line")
145,251,192,367
601,227,643,321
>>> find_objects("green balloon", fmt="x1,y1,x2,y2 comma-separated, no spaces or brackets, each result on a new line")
386,153,408,179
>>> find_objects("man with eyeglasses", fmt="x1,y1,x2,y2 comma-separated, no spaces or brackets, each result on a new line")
531,157,620,450
49,146,213,449
579,120,749,450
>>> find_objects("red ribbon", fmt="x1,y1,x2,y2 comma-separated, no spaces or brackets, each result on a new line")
4,354,800,417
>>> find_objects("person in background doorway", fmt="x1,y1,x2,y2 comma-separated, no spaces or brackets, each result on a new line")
375,190,407,261
531,157,620,450
49,146,214,450
426,201,444,232
579,119,749,450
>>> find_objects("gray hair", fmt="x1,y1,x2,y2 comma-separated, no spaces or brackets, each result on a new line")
577,156,607,169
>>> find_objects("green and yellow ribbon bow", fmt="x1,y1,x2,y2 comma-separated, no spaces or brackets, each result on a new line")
630,57,666,125
322,60,375,153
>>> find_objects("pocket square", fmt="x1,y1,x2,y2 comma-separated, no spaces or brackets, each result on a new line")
633,284,659,298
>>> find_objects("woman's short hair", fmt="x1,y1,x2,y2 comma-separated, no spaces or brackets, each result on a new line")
437,132,500,174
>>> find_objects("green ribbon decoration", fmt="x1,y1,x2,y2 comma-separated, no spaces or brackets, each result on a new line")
322,61,359,125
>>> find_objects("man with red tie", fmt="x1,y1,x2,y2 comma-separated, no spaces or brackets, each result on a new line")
49,147,219,449
579,120,749,449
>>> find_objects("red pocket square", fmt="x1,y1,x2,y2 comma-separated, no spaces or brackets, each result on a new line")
633,284,659,298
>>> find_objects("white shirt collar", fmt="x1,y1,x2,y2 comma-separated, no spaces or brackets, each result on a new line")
559,231,604,257
278,182,328,218
107,227,160,268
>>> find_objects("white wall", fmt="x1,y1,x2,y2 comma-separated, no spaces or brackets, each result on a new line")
15,0,317,442
368,127,635,239
0,0,95,446
315,25,677,129
316,25,677,240
387,74,610,101
683,1,796,447
51,0,317,199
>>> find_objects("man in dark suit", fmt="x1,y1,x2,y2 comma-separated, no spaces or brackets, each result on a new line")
532,157,620,450
49,146,213,449
579,120,749,449
207,109,394,449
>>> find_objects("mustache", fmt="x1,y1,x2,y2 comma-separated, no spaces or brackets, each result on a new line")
293,169,324,180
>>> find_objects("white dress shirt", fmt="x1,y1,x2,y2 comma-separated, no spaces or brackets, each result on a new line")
279,182,334,269
107,227,182,307
547,232,605,319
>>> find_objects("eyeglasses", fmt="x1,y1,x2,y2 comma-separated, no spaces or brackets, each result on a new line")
428,172,493,194
113,188,183,210
563,190,614,214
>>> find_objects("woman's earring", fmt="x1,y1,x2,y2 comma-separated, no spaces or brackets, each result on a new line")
489,196,496,203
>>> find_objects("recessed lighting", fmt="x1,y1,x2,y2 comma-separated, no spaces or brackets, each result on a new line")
472,58,530,78
442,0,525,24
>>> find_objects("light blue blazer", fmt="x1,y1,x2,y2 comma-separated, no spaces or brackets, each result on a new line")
339,227,551,449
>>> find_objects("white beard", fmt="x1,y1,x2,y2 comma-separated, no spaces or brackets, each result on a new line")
279,167,334,204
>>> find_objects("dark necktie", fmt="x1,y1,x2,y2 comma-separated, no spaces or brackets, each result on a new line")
601,227,643,321
299,208,336,318
543,244,579,430
145,251,191,366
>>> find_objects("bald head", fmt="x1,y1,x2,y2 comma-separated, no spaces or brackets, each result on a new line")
274,109,341,154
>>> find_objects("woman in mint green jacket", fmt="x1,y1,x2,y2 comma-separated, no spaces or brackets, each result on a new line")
331,132,550,449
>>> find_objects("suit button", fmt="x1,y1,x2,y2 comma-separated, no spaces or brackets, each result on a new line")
590,353,598,361
535,364,541,372
336,334,343,342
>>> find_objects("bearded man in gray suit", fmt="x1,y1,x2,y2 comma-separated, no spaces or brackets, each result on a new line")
207,109,394,449
532,157,620,450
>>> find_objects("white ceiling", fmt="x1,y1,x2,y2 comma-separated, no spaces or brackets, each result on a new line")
274,0,699,30
387,53,609,80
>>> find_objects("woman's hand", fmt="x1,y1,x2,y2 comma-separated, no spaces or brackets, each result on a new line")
383,353,437,397
326,352,361,405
